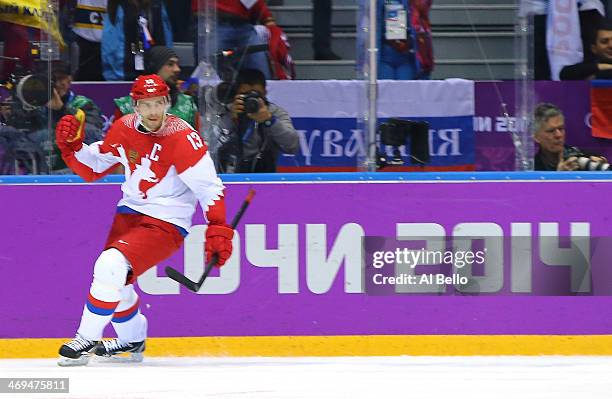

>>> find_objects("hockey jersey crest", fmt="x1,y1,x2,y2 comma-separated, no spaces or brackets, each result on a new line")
116,146,159,199
68,114,224,229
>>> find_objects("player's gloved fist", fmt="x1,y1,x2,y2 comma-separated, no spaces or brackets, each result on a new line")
55,114,83,152
205,224,234,267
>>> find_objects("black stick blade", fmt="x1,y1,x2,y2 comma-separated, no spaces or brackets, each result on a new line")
165,266,200,292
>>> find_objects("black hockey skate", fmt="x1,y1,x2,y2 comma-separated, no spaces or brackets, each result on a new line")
95,339,145,363
57,335,99,367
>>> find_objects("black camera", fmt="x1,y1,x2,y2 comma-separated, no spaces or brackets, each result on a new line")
564,147,611,171
1,60,51,131
210,84,262,115
378,118,430,167
4,67,51,109
241,90,262,114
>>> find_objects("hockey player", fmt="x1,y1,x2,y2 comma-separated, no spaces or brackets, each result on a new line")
55,74,234,366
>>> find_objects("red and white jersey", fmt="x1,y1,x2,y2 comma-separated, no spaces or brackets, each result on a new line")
70,114,224,230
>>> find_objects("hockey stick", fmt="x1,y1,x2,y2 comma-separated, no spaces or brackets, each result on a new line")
165,189,255,292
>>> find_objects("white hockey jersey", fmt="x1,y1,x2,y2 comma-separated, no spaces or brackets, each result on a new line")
64,114,224,230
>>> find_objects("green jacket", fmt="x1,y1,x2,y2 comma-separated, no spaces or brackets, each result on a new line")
114,93,199,128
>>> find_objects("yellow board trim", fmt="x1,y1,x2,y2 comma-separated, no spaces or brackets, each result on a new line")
76,4,106,12
73,22,103,30
2,335,612,359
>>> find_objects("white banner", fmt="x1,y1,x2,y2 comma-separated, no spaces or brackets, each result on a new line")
266,79,475,118
547,0,583,81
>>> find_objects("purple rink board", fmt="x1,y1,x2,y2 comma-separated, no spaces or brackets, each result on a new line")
2,176,612,339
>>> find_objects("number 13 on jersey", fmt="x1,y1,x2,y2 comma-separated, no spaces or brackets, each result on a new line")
187,132,204,150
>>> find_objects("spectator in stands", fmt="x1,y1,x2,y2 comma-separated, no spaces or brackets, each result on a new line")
560,19,612,80
533,103,608,171
313,0,341,60
113,46,200,130
193,0,275,79
411,0,433,79
71,0,108,81
378,0,432,79
254,23,296,79
29,62,105,172
201,68,299,172
102,0,173,81
521,0,605,80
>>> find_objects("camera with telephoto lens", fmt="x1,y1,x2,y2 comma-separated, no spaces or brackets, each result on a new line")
1,64,51,130
563,147,611,171
4,67,51,109
240,90,262,114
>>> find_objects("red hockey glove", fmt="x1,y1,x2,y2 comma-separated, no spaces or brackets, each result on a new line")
205,224,234,267
56,113,85,153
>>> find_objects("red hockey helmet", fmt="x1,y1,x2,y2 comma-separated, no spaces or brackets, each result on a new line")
130,74,170,101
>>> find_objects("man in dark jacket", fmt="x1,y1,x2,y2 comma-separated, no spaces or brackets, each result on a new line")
560,19,612,80
533,103,608,171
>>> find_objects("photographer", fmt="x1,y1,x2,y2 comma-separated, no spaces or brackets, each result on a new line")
533,103,609,171
202,68,299,173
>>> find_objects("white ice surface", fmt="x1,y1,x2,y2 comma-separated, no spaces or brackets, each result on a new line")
1,356,611,399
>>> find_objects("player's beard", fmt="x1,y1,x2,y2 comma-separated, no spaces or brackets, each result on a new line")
145,113,165,132
135,112,167,133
